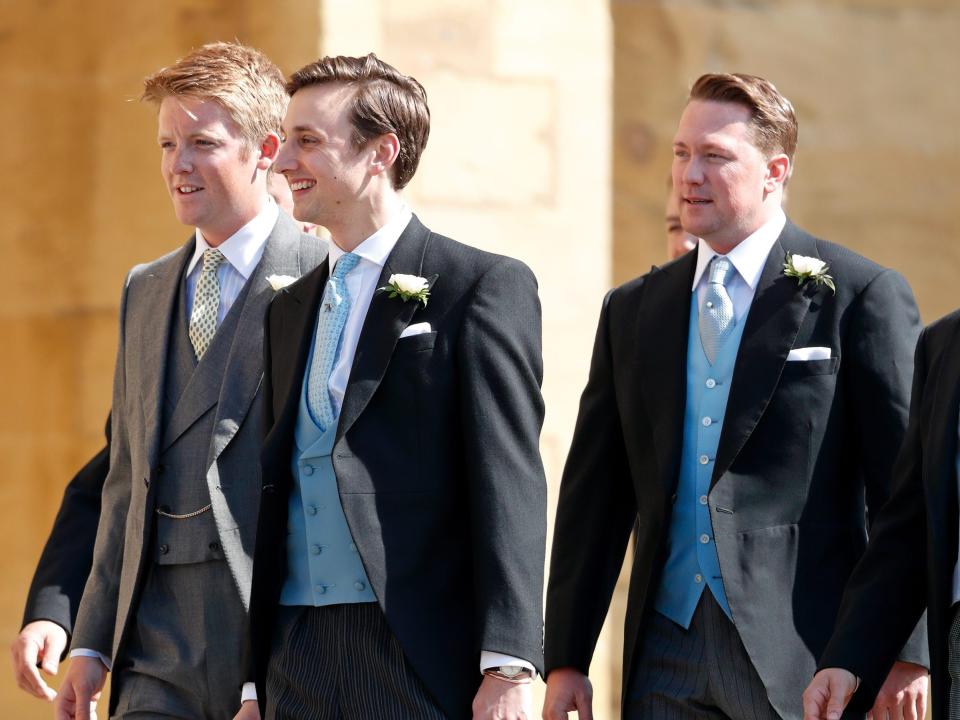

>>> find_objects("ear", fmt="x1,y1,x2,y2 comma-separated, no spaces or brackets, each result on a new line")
257,132,282,170
764,153,790,192
369,132,401,179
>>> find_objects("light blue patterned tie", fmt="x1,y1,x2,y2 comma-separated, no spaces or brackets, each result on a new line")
699,256,736,365
307,253,361,430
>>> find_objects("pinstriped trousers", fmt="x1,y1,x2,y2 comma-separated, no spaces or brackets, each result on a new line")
626,592,782,720
265,603,446,720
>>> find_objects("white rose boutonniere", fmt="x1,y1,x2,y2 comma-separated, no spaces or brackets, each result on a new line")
783,253,835,294
266,274,298,291
378,273,431,306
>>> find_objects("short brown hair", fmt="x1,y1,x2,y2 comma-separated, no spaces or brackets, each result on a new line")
142,42,287,149
689,73,798,162
287,53,430,190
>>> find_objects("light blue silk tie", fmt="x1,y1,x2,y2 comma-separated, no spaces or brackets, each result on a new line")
307,253,361,431
699,256,736,365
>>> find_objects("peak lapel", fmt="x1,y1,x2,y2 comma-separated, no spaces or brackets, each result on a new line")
262,255,330,457
335,216,432,443
712,222,818,485
139,241,194,470
638,252,697,494
207,213,314,468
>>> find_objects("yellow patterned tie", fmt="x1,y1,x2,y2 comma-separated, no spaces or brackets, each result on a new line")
188,248,227,360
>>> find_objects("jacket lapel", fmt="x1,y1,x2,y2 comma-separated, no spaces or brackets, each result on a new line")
712,222,819,484
139,242,194,470
262,256,330,464
209,213,315,465
637,251,697,495
336,216,433,443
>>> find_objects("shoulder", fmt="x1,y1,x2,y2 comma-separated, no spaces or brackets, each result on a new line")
921,308,960,351
787,224,906,296
421,229,537,294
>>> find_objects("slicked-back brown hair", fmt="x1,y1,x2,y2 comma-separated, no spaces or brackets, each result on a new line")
142,41,287,152
689,73,798,163
287,53,430,190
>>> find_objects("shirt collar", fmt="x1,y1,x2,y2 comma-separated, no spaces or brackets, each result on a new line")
188,198,279,279
327,205,413,271
691,208,787,291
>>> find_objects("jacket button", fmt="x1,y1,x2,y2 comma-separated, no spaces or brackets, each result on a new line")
209,541,220,552
159,544,169,555
303,465,314,476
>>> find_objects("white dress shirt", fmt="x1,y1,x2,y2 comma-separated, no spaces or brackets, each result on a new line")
691,208,787,321
186,199,278,321
71,200,279,671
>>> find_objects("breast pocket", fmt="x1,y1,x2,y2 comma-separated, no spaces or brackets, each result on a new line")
395,330,437,353
781,356,839,378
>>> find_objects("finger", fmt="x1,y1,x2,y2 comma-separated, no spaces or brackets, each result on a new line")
576,695,594,720
917,689,927,720
16,645,55,700
902,694,918,720
41,632,67,676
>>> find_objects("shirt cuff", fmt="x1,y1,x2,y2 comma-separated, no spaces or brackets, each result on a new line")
69,648,112,672
241,682,258,703
480,651,536,677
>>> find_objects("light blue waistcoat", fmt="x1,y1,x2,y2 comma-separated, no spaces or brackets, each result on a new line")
652,296,747,628
280,337,376,607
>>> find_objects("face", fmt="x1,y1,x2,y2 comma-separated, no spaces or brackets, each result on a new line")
157,95,269,245
268,171,317,235
665,185,697,260
274,83,373,231
672,99,787,251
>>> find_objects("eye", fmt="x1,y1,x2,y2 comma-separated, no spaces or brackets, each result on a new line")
159,140,175,150
673,148,688,159
299,135,318,146
195,138,216,147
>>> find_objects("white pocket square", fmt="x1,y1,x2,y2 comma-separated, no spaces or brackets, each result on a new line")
786,346,832,361
400,322,432,339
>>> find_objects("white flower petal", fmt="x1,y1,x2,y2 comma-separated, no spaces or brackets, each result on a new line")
267,274,298,291
389,273,429,294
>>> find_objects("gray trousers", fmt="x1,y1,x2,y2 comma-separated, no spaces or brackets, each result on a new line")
949,603,960,719
265,602,446,720
626,592,781,720
111,560,247,720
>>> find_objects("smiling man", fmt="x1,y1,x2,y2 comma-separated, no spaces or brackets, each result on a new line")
54,43,324,720
238,53,547,720
543,73,929,720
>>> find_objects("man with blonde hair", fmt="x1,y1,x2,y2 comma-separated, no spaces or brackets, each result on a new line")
543,73,928,720
55,42,324,720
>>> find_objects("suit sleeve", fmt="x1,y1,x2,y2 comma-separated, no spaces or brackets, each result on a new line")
819,325,931,709
21,416,111,650
457,258,548,675
71,276,136,657
844,268,928,669
544,290,638,675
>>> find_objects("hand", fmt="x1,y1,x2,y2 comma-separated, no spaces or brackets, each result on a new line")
803,668,857,720
542,667,593,720
232,699,261,720
472,673,533,719
10,620,68,700
54,655,106,720
867,661,928,720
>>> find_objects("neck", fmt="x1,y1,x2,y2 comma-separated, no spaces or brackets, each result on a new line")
704,201,781,255
198,192,268,247
328,191,404,253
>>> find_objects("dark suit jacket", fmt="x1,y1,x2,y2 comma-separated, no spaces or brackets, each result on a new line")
21,417,110,648
544,221,928,720
819,310,960,719
249,216,547,720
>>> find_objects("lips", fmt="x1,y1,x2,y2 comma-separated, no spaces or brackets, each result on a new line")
684,197,711,205
289,179,316,192
176,184,203,195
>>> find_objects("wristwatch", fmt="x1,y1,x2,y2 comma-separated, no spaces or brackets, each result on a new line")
483,665,534,682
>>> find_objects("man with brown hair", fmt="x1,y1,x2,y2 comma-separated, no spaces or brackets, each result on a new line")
543,73,929,720
54,42,324,720
240,53,546,720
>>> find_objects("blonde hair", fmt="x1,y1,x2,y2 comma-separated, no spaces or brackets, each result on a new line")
142,41,287,149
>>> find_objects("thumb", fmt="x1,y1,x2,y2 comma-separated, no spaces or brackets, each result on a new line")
41,634,66,676
824,674,854,720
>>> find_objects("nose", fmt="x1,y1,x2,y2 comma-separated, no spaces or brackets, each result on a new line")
274,142,296,174
171,146,193,175
681,156,704,186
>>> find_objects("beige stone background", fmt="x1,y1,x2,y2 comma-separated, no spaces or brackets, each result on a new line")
0,0,957,718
